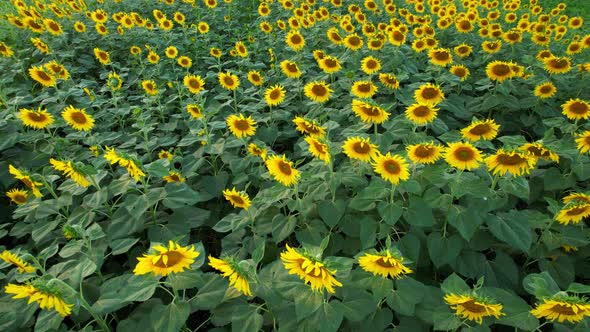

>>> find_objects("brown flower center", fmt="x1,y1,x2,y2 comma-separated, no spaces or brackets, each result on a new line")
421,87,439,99
392,31,404,41
233,119,250,131
269,89,281,100
48,21,60,31
469,123,491,135
277,160,292,175
568,102,589,114
13,194,27,204
348,36,361,46
353,142,370,154
223,76,235,86
414,145,434,158
365,60,378,69
290,34,302,44
357,83,372,93
189,79,200,89
383,160,401,174
461,300,488,313
492,64,511,76
286,63,298,73
153,251,184,268
28,112,47,122
311,84,327,97
70,111,87,124
496,153,526,166
376,257,397,268
548,59,568,69
230,195,244,205
433,50,450,61
566,206,589,216
37,70,52,81
412,105,431,117
454,147,475,161
324,59,337,68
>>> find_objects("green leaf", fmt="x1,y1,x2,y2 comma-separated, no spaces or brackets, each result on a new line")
482,287,538,330
403,196,435,227
487,213,532,253
168,270,202,290
232,309,263,332
316,302,344,332
498,176,529,200
432,308,462,331
34,309,63,332
92,274,158,314
162,183,202,208
427,232,464,268
110,238,139,255
151,301,190,332
294,289,323,321
447,205,484,241
523,272,561,298
318,199,346,228
252,239,265,265
567,283,590,294
146,159,170,178
190,273,228,310
386,278,425,316
441,273,470,294
377,201,403,226
333,289,375,322
272,215,297,243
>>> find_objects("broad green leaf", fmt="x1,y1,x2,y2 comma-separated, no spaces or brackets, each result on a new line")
523,272,561,298
190,273,228,310
567,283,590,294
272,215,297,243
318,199,346,228
487,213,533,253
441,273,470,294
427,232,464,267
403,196,435,227
333,289,375,322
377,201,403,226
92,274,158,315
162,183,202,208
151,301,190,332
294,289,323,321
447,205,484,241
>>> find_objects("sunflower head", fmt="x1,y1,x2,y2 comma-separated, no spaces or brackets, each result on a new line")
304,81,332,103
280,244,343,293
444,142,483,171
134,241,200,276
531,294,590,323
218,71,240,91
406,142,443,164
264,84,286,106
208,256,252,296
372,152,411,184
405,103,439,126
265,155,300,186
460,119,500,141
562,98,590,120
62,105,94,131
358,249,413,279
351,99,390,124
226,113,256,138
444,293,504,324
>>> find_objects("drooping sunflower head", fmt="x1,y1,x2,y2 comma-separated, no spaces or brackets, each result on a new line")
555,204,590,225
264,84,286,106
562,192,590,205
265,155,300,186
304,136,330,164
0,250,36,273
531,295,590,323
351,99,390,124
379,73,400,89
50,158,90,187
372,152,411,184
280,244,343,293
562,98,590,120
62,105,94,131
247,143,268,160
444,141,483,171
406,142,443,164
460,119,500,141
405,103,439,126
485,149,536,176
444,293,504,324
163,171,186,183
292,116,326,137
5,282,73,317
519,143,559,162
134,241,200,276
358,250,413,279
218,71,240,91
208,256,252,296
226,113,256,138
223,187,251,210
304,81,332,103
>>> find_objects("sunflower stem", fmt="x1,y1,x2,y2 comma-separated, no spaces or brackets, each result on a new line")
374,123,378,135
233,89,238,112
490,174,500,191
389,184,397,204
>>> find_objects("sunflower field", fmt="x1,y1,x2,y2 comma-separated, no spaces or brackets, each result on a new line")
1,0,590,331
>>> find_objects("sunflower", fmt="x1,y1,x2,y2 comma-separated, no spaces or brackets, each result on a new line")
292,116,326,137
93,48,110,65
405,103,439,125
247,143,267,160
164,46,178,59
569,17,584,29
352,99,390,124
486,61,514,82
372,153,410,184
183,104,203,120
444,142,483,171
454,43,473,57
531,296,590,323
450,65,470,81
226,114,256,138
0,42,14,57
223,187,251,210
43,61,69,81
304,136,330,164
555,204,590,225
247,70,263,86
104,72,122,91
341,136,379,162
444,293,504,324
264,85,286,106
183,74,205,94
351,80,378,98
285,30,305,51
145,51,160,64
141,80,158,95
485,150,536,176
5,283,73,317
358,250,412,278
344,33,364,50
18,107,54,129
130,46,142,56
218,71,240,91
327,27,344,45
158,150,173,161
30,38,49,54
544,56,572,74
575,131,590,154
280,60,302,78
533,82,557,99
562,98,590,120
280,244,342,293
6,188,28,205
428,48,453,67
28,66,56,88
318,56,342,74
562,193,590,205
62,105,94,131
379,73,400,89
304,81,332,103
520,143,559,162
482,40,502,54
406,142,443,164
8,165,42,198
388,29,406,46
209,256,252,296
414,83,444,105
0,250,35,273
197,21,210,33
104,147,145,181
43,18,62,35
461,119,500,141
260,21,272,33
360,55,381,74
163,171,185,183
234,41,248,57
176,56,192,68
266,155,300,186
50,159,90,187
134,241,199,277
